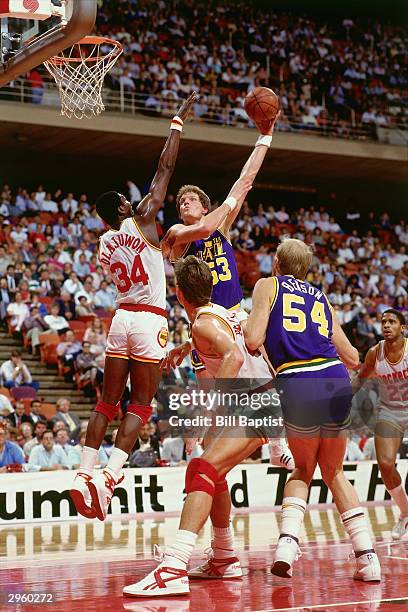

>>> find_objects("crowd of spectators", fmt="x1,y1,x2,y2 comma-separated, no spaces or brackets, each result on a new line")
6,1,406,140
0,177,407,471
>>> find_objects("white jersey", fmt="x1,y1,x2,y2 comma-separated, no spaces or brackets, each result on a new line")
193,303,271,379
98,217,165,309
375,339,408,410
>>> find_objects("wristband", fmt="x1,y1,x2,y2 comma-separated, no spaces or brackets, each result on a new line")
170,115,184,132
224,196,237,210
255,134,272,147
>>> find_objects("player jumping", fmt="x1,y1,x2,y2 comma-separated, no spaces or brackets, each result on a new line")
244,238,381,582
358,309,408,540
69,93,199,520
123,255,282,597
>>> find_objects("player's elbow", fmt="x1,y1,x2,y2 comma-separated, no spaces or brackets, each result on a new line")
244,330,264,352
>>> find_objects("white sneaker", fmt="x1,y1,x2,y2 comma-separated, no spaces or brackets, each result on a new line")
352,552,381,582
188,547,243,579
123,546,189,597
70,471,96,519
269,439,295,470
271,536,301,578
391,514,408,540
87,469,124,522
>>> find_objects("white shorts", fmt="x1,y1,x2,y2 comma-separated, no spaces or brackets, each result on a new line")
106,309,168,363
377,404,408,434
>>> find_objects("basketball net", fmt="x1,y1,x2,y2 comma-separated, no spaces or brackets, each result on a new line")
44,36,123,120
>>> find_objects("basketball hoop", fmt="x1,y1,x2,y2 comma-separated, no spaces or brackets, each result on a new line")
44,36,123,120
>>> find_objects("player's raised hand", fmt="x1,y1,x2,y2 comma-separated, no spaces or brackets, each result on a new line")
256,110,281,136
176,91,199,122
160,223,183,259
161,343,190,373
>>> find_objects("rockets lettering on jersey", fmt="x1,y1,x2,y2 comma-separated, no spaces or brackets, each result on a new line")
184,230,243,310
98,217,166,309
264,275,341,375
375,339,408,409
193,302,270,379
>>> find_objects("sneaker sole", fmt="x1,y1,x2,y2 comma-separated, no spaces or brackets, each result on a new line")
271,561,292,578
70,489,97,519
123,587,190,598
353,574,381,582
87,481,107,522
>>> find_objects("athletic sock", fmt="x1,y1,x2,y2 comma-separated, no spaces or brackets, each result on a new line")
389,484,408,516
279,496,307,542
212,524,236,559
105,447,128,480
165,529,198,569
341,507,374,554
79,446,98,475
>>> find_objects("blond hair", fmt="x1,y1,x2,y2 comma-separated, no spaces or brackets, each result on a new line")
174,255,213,306
276,238,313,280
176,185,211,216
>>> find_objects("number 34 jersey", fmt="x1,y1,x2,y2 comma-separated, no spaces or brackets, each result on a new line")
264,274,341,376
98,217,166,310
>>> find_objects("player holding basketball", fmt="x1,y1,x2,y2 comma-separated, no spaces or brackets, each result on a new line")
69,93,202,520
244,238,381,582
357,309,408,540
123,255,283,597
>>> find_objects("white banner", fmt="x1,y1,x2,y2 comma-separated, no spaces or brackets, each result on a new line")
1,461,407,524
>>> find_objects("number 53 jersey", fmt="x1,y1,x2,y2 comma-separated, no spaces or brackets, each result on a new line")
98,217,168,363
264,274,341,376
98,217,166,310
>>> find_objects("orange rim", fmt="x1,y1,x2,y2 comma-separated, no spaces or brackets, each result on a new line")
46,36,123,65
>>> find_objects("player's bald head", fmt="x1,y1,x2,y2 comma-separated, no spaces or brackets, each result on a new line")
276,238,313,280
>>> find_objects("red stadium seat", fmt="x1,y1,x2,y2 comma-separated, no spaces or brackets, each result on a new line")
10,386,37,401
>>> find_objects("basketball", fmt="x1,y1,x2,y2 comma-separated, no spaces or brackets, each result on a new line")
244,87,280,131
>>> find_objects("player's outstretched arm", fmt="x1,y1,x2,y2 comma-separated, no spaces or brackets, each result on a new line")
160,178,252,258
351,344,377,392
220,112,280,236
136,92,198,221
331,313,360,370
244,278,274,351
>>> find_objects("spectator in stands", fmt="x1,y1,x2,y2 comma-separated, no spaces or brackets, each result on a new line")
129,423,161,467
54,428,78,468
94,280,116,311
28,430,70,471
24,305,50,354
7,292,29,333
52,398,81,442
57,330,82,380
44,303,70,334
62,272,83,297
75,341,97,389
103,427,118,458
0,350,38,391
6,400,34,431
19,422,34,450
0,423,24,471
55,292,76,321
76,295,95,318
23,418,48,457
161,436,186,467
0,390,13,416
83,319,107,355
28,399,47,424
0,277,11,327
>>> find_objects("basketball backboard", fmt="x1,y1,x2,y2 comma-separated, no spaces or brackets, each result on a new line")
0,0,97,87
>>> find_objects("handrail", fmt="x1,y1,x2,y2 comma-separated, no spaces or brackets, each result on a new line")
0,78,406,144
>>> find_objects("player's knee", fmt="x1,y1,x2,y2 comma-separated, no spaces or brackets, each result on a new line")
95,400,120,423
320,464,342,487
185,458,219,497
127,404,152,425
214,476,229,496
291,465,315,485
377,456,395,475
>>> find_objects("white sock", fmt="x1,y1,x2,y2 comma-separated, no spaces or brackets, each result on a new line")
341,507,374,554
79,446,98,475
105,447,128,479
165,529,197,569
279,496,307,543
389,484,408,516
212,524,235,560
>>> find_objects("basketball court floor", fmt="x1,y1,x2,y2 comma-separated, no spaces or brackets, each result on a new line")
1,503,407,611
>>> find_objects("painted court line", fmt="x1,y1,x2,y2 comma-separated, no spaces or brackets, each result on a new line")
256,596,408,611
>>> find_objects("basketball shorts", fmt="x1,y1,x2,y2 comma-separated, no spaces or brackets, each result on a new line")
105,309,168,363
376,404,408,435
276,363,352,436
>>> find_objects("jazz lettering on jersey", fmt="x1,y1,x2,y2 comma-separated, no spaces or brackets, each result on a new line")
99,233,147,266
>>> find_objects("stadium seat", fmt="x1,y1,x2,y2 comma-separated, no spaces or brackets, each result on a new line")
10,386,38,401
39,332,59,363
40,402,57,420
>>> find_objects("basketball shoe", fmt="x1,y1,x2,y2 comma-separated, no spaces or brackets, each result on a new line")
269,439,295,470
271,535,301,578
391,514,408,540
87,468,124,521
188,547,243,579
123,546,190,597
351,551,381,582
70,471,97,519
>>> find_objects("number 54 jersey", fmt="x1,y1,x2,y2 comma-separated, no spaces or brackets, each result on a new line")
98,217,168,363
264,274,341,376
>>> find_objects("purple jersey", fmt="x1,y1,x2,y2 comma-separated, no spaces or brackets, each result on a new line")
264,275,341,375
185,230,243,309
